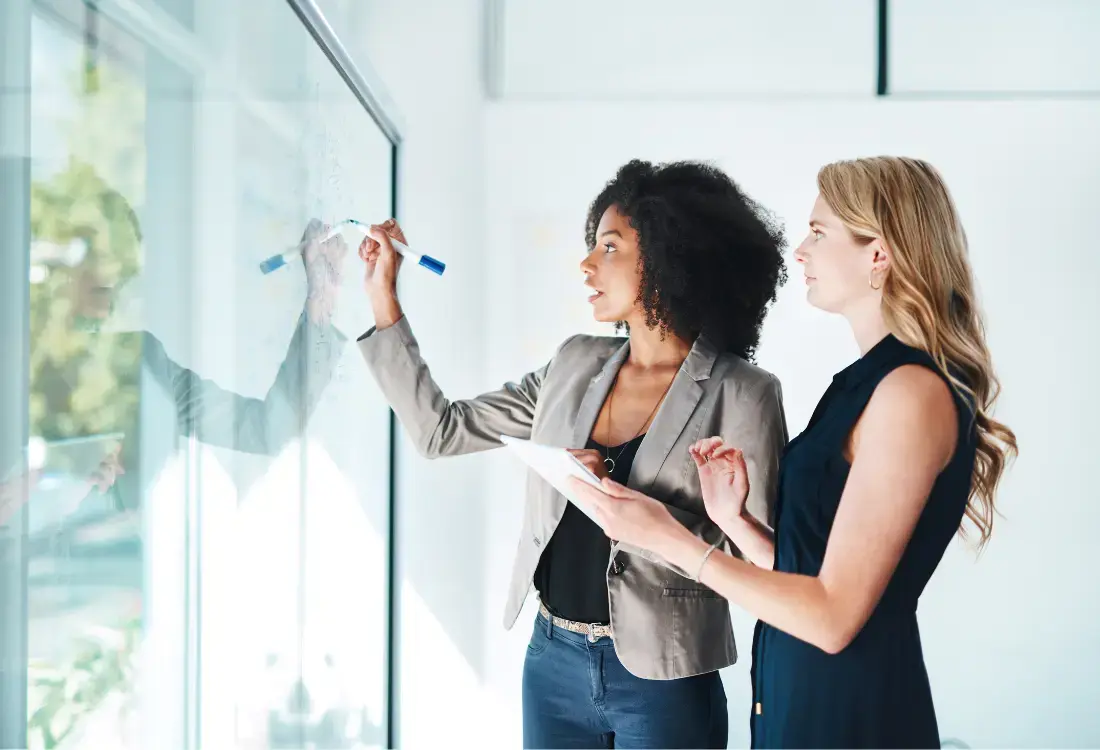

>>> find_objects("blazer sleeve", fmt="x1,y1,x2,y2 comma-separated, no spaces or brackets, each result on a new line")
737,374,788,530
142,312,347,455
358,316,568,458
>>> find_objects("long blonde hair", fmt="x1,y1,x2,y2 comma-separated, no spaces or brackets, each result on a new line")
817,156,1017,550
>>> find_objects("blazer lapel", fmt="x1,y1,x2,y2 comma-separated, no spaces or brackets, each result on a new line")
570,339,630,448
628,333,718,493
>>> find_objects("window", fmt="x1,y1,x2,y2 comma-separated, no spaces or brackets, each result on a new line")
1,1,398,747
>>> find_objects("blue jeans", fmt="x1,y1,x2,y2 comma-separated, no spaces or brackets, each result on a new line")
522,613,728,749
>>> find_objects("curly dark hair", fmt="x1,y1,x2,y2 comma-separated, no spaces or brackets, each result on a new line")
585,159,787,361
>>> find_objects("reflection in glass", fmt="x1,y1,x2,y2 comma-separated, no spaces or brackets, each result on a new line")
15,1,393,747
26,21,148,747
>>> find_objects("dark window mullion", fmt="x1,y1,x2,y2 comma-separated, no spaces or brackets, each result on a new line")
877,0,889,96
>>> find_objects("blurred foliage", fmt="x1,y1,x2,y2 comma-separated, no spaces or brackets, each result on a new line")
25,45,147,745
29,55,145,443
27,616,142,750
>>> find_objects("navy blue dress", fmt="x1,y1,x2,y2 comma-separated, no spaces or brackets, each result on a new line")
750,334,976,749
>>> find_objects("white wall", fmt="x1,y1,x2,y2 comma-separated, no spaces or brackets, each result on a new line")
314,2,1100,747
891,0,1100,94
315,0,495,746
483,99,1100,748
493,0,876,97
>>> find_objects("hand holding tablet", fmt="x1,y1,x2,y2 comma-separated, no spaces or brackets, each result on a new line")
499,435,606,526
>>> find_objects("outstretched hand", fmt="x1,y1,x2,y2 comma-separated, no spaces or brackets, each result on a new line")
690,437,750,531
89,444,125,493
358,218,406,301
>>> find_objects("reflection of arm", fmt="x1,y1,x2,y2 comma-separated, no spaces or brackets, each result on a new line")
358,316,560,458
142,312,347,454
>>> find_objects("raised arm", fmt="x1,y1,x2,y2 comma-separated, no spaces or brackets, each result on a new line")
357,218,563,458
143,313,346,454
143,219,349,454
358,316,560,458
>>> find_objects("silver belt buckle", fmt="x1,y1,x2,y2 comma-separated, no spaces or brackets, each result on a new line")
588,623,611,642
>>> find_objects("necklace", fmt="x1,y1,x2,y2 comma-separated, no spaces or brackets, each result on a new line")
603,373,676,474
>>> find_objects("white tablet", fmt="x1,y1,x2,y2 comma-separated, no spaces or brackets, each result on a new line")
40,433,125,480
499,435,605,526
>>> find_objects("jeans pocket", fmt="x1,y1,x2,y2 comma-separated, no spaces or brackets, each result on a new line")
527,615,550,655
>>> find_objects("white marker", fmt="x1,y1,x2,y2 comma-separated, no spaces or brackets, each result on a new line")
259,219,445,276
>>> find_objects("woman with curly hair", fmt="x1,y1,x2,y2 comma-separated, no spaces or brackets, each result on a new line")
357,159,788,749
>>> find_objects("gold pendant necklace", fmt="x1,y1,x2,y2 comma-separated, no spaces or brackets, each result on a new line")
604,373,675,474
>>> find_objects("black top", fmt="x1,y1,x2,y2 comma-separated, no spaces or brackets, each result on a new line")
750,334,977,748
533,433,646,624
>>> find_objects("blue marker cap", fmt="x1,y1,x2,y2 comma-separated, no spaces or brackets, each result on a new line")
418,254,446,276
259,255,287,274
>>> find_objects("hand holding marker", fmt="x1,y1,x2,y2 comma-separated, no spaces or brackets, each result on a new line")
259,219,445,276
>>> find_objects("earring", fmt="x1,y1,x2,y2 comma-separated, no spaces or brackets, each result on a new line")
869,269,883,291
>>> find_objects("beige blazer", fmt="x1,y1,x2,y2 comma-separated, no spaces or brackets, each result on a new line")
359,317,787,679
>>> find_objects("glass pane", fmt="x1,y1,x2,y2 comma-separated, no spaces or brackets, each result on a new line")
190,3,393,748
15,0,394,747
299,37,393,750
27,9,152,749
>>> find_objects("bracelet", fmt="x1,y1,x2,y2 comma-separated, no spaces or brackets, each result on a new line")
692,540,721,582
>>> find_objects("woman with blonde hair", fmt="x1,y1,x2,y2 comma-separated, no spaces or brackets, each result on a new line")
571,156,1017,748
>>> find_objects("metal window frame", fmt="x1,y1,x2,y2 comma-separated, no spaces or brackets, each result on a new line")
285,0,405,146
0,0,32,748
385,143,400,750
